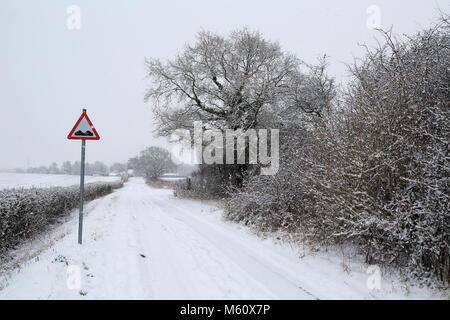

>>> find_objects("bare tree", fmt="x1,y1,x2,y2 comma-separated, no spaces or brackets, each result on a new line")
145,28,333,191
144,28,326,135
90,161,109,176
61,161,72,175
110,162,127,174
137,146,176,181
48,162,60,174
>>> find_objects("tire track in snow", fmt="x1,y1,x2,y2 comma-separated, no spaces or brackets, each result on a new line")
147,193,319,299
141,198,279,299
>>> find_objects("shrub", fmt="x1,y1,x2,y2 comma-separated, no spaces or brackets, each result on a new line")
226,19,449,285
0,181,123,256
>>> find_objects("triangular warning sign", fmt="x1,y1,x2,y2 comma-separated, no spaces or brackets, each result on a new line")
67,112,100,140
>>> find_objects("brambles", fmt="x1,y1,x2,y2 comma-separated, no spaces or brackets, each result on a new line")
225,19,449,285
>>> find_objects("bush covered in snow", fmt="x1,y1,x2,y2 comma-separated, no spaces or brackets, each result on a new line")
0,181,123,255
226,19,449,285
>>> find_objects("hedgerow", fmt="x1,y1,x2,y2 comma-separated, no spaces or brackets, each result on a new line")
226,20,449,285
0,180,123,255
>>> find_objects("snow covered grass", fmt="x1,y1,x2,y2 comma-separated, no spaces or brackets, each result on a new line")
0,173,119,189
0,178,446,299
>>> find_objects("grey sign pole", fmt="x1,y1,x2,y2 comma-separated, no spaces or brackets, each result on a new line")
78,109,87,245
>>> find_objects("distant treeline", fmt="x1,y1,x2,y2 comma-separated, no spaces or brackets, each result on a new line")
14,161,128,176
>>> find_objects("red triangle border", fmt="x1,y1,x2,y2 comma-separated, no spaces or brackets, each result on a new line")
67,112,100,140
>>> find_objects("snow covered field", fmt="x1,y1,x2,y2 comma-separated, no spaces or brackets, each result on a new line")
0,178,444,299
0,173,119,189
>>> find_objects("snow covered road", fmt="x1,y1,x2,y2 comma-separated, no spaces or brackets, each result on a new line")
0,178,439,299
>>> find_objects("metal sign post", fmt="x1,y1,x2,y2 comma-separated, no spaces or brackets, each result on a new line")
78,138,86,244
67,108,100,245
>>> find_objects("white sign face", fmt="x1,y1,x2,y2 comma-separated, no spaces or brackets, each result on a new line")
67,112,100,140
70,117,95,138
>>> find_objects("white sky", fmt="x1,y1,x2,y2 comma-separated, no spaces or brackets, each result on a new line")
0,0,447,169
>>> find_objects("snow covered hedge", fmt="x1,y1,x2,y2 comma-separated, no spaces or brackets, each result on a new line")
0,180,123,255
226,20,449,285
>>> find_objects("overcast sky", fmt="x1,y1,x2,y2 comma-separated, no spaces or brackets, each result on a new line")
0,0,447,169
